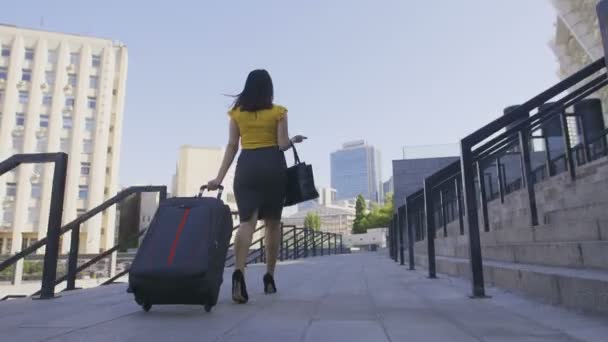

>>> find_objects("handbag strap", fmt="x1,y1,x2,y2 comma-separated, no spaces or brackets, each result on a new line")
291,142,301,164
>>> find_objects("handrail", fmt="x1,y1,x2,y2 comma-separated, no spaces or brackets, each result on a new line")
0,153,68,299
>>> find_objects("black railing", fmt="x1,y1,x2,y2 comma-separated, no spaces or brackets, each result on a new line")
388,56,608,298
0,153,68,299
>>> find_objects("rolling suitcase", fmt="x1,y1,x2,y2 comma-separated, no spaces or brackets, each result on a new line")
128,186,233,313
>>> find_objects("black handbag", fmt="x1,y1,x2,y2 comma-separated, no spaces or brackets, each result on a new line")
284,144,319,206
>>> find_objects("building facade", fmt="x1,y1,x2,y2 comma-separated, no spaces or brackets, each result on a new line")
550,0,608,120
392,156,459,209
172,145,237,212
282,205,355,237
0,24,127,254
330,140,382,202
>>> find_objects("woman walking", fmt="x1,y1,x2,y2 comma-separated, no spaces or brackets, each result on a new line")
207,69,306,304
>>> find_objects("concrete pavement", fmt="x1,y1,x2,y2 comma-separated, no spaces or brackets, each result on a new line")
1,252,607,341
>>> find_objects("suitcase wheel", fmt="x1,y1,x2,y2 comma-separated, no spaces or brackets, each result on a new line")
142,302,152,312
204,304,212,313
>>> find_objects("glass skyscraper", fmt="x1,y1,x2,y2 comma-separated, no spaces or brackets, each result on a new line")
330,140,382,202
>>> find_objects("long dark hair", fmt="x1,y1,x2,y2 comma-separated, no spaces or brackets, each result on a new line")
232,69,274,112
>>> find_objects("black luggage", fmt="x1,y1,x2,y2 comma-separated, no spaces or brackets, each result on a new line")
128,186,233,313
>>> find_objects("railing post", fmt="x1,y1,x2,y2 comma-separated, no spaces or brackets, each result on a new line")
496,157,505,203
398,206,405,265
333,233,337,254
405,199,415,270
439,190,448,237
66,224,81,291
461,141,486,298
339,234,343,254
320,233,325,256
312,231,317,257
543,134,554,178
280,224,284,261
560,111,576,180
159,186,168,202
327,232,331,256
39,153,68,300
477,162,490,232
260,239,265,263
519,130,539,226
423,178,437,279
455,177,465,236
304,229,309,258
292,228,297,260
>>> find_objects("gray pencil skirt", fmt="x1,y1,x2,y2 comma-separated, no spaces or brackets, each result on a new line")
234,146,288,221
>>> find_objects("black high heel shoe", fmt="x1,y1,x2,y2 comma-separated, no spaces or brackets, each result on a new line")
263,273,277,294
232,270,249,304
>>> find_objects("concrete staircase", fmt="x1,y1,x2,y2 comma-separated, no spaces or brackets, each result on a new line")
414,158,608,314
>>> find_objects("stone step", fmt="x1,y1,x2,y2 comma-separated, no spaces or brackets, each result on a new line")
544,201,608,224
432,236,608,271
414,253,608,315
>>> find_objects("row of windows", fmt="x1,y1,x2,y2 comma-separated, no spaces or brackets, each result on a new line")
5,182,89,199
11,136,95,154
1,45,101,68
11,112,96,130
0,67,100,90
13,91,97,108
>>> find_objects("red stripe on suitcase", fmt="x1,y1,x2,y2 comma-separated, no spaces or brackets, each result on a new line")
167,208,191,266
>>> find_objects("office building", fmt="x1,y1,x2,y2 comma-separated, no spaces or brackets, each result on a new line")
330,140,382,202
172,145,237,212
550,1,608,123
0,24,127,254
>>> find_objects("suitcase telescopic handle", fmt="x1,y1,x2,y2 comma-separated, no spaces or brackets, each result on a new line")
198,185,224,199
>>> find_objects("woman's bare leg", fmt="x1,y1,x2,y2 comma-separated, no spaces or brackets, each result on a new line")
234,211,258,272
263,219,282,275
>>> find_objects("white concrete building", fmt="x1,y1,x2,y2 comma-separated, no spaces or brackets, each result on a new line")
550,0,608,121
0,24,127,254
283,205,355,236
344,228,387,248
172,145,237,212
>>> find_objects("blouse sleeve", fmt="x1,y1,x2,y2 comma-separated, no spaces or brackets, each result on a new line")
275,105,288,121
227,108,237,120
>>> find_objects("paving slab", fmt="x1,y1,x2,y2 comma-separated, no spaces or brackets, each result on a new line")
0,253,607,342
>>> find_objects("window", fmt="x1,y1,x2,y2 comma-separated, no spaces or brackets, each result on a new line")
22,69,32,82
19,91,29,104
16,113,25,126
87,97,97,109
24,48,34,60
107,146,112,154
39,114,49,128
48,50,57,63
37,136,47,152
1,45,10,57
83,139,93,154
65,96,75,107
77,208,86,217
31,184,41,198
78,185,88,199
70,52,80,65
89,76,99,89
33,164,44,176
42,95,53,106
92,55,101,67
13,136,23,152
28,207,38,223
60,138,70,152
81,162,91,175
45,71,55,85
62,116,73,129
3,210,14,224
0,67,7,80
6,182,17,196
68,74,77,87
85,118,95,131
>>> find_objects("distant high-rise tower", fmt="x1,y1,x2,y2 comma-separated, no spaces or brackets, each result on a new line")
0,24,127,254
330,140,382,202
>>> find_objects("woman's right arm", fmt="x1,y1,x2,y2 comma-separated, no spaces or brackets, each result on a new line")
277,114,306,151
214,119,240,184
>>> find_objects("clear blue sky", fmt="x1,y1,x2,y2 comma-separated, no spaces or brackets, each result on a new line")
3,0,559,189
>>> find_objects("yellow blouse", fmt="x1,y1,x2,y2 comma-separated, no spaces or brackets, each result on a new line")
228,104,287,150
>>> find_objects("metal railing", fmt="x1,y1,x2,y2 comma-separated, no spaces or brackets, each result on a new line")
0,153,68,299
388,56,608,298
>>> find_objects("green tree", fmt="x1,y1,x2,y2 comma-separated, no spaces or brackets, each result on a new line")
357,193,394,230
352,194,367,234
304,212,321,231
